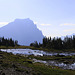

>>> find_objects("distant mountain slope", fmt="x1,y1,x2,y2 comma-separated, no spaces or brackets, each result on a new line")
61,33,75,40
0,18,44,45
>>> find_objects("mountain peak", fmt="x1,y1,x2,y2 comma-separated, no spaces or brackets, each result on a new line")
14,18,34,26
0,18,44,45
14,18,33,23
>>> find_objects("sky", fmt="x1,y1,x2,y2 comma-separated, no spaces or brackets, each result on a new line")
0,0,75,37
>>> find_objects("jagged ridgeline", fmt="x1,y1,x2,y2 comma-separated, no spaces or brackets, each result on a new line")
0,18,44,46
0,37,18,47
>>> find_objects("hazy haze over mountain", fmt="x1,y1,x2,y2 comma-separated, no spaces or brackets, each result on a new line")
0,18,44,45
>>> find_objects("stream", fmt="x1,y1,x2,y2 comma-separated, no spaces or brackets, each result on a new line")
33,59,75,70
1,49,75,56
1,48,75,70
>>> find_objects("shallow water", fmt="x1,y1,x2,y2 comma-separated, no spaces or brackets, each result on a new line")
1,49,75,70
47,60,75,70
0,49,45,56
33,59,75,70
1,49,75,56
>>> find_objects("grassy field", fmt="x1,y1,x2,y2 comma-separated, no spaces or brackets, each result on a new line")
0,46,75,52
28,54,75,64
0,51,75,75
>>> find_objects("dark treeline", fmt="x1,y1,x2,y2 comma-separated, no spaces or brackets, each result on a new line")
0,37,18,47
30,35,75,50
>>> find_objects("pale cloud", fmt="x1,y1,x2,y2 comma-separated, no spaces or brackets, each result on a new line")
0,22,9,27
34,22,38,24
60,23,75,26
63,29,75,32
33,21,52,26
40,24,51,26
0,22,9,25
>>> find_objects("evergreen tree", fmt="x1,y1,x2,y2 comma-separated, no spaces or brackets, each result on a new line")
0,37,18,47
30,35,75,50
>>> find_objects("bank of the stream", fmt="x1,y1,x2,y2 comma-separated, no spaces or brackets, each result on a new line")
1,51,75,75
1,48,75,70
0,46,75,52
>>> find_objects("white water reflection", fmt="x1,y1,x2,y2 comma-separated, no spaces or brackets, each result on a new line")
1,49,75,56
0,49,44,56
46,60,75,70
33,59,47,64
1,49,75,70
33,59,75,70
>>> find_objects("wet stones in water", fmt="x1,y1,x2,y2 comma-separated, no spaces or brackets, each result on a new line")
55,54,65,57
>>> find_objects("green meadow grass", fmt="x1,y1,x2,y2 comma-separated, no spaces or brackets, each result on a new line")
0,51,75,75
0,45,75,53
